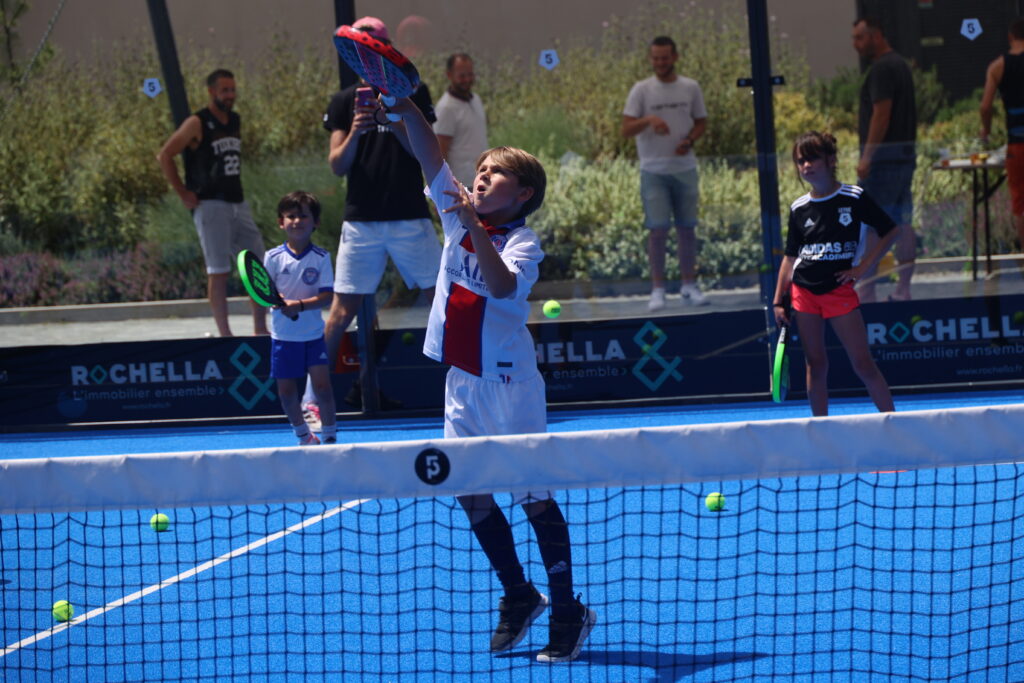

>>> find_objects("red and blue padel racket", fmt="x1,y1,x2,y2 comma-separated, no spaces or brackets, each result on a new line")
332,24,421,120
771,322,790,402
237,250,297,321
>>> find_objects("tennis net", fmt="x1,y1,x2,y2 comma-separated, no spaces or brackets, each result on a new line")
2,404,1024,681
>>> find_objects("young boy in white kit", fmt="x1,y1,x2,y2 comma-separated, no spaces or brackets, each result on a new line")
388,96,596,663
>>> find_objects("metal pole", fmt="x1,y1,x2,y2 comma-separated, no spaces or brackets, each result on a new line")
145,0,190,128
333,0,357,90
746,0,784,308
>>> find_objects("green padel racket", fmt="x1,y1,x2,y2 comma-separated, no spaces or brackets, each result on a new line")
771,322,790,403
237,250,297,321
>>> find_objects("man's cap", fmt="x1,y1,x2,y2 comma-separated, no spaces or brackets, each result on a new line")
353,16,388,41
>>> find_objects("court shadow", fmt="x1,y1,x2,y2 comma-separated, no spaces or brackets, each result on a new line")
496,649,767,682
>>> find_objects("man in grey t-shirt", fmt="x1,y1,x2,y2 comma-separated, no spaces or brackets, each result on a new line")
622,36,709,311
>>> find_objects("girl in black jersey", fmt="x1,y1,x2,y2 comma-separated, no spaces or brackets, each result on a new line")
772,131,896,416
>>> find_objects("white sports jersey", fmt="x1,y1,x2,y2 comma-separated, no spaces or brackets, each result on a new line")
263,243,334,342
424,163,544,382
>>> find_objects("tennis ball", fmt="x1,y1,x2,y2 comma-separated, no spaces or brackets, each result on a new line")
150,513,170,532
401,331,415,345
910,315,923,325
542,300,561,319
1014,311,1024,325
705,492,726,512
52,600,73,622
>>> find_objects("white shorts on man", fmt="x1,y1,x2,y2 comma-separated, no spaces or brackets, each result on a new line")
333,218,442,293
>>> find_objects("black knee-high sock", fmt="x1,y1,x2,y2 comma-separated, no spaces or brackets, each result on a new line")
469,506,529,596
528,502,575,621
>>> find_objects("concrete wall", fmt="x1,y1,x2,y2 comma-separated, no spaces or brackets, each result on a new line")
15,0,857,81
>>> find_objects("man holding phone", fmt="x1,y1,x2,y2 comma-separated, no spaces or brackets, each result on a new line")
303,16,440,419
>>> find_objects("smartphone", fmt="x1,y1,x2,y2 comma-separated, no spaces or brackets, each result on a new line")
355,87,376,109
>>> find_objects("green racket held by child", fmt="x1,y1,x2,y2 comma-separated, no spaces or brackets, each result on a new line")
237,250,297,320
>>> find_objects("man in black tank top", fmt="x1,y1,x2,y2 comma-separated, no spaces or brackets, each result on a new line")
981,18,1024,250
157,69,268,337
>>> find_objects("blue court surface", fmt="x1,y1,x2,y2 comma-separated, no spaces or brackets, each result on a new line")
3,389,1024,682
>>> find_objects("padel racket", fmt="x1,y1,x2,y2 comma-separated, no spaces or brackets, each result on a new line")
771,322,790,402
237,250,297,321
333,24,421,120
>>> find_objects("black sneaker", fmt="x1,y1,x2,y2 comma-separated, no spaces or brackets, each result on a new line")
536,596,597,663
489,585,549,652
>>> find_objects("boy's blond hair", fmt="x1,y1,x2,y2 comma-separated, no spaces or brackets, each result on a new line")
474,146,547,219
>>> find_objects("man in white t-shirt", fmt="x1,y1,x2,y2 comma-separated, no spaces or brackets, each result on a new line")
433,53,488,187
622,36,709,311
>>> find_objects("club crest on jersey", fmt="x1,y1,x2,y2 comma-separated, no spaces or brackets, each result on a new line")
838,207,853,226
302,267,319,285
489,233,507,252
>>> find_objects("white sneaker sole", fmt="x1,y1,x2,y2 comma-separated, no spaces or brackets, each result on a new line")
536,608,597,663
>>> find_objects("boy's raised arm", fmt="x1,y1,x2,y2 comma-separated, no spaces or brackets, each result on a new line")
387,97,444,182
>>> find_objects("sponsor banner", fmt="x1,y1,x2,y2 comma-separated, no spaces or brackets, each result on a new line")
782,294,1024,394
3,295,1020,429
531,309,768,402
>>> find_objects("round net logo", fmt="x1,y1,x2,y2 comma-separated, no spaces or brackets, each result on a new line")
415,448,451,485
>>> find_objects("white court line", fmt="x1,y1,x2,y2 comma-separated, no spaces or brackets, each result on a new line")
1,498,371,657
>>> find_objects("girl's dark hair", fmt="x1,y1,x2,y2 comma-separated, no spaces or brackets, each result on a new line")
792,131,838,163
792,131,839,183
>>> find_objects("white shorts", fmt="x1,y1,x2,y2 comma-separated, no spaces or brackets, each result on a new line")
333,219,442,293
193,200,265,275
444,366,551,504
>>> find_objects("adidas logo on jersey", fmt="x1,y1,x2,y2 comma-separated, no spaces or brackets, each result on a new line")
804,218,815,228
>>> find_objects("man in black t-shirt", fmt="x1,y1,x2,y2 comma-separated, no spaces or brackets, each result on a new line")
309,17,440,415
852,17,917,303
157,68,268,337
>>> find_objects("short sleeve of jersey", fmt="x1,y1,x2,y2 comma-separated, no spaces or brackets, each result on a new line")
785,207,803,258
858,189,897,237
502,232,543,301
428,162,468,237
317,250,334,291
623,82,644,118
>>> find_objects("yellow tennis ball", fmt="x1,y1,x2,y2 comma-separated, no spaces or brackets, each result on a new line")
401,331,416,345
542,300,561,319
52,600,73,622
1014,311,1024,325
705,492,726,512
150,513,170,532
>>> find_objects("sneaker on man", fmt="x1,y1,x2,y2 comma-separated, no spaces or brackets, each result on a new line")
648,287,667,312
297,432,321,446
323,435,337,444
489,584,549,652
536,596,597,663
679,283,709,306
301,402,322,431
